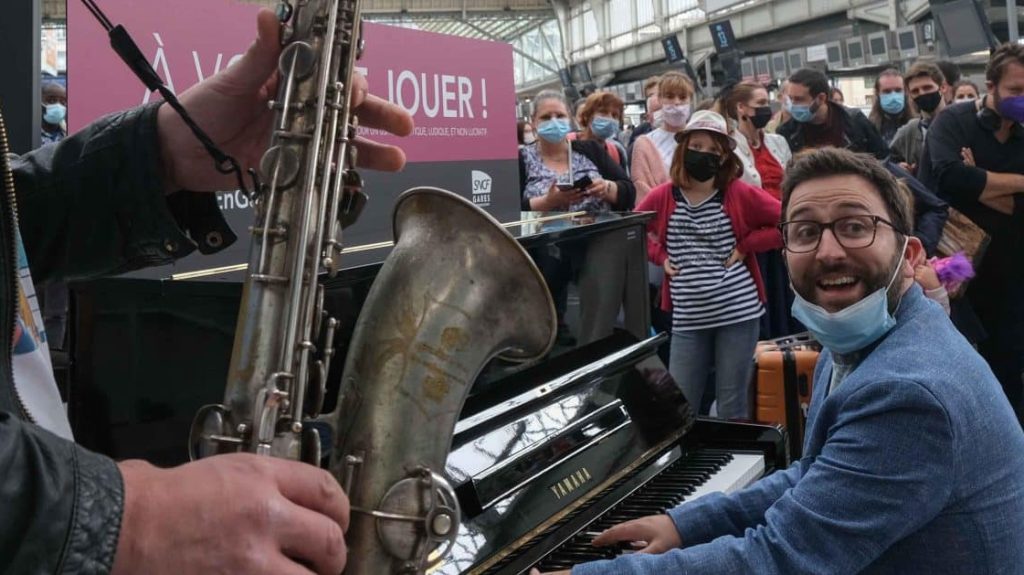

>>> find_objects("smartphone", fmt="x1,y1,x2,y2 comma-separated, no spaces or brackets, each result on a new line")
555,176,592,192
573,176,593,190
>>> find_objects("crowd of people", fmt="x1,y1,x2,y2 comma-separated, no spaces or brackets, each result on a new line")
517,45,1024,431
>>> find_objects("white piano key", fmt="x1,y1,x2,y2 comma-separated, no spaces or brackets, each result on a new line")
681,452,765,503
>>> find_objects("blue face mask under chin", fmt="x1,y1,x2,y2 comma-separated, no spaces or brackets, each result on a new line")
791,237,908,355
537,118,572,143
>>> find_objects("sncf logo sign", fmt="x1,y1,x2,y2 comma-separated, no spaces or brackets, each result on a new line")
471,170,492,207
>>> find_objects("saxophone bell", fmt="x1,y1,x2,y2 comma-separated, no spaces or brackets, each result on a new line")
332,188,557,573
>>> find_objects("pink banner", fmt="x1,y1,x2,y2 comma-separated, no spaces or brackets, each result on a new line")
67,0,517,163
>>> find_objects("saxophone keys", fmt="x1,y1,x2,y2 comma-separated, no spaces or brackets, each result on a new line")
188,403,233,460
312,284,325,336
275,1,293,23
355,21,365,59
373,471,461,569
259,145,302,190
279,41,318,81
300,425,322,466
306,359,328,417
339,186,367,229
322,237,344,276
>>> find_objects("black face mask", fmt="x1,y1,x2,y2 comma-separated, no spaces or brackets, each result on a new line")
749,106,773,129
683,149,721,183
913,91,943,115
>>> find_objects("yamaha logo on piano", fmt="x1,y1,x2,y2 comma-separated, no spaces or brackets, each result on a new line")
549,467,593,499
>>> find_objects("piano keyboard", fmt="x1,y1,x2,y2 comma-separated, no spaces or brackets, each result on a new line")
530,449,765,572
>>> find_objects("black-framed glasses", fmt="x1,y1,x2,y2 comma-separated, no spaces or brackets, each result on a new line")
779,215,898,253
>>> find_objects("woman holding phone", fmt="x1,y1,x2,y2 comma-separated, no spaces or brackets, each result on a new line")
519,90,636,348
519,90,635,213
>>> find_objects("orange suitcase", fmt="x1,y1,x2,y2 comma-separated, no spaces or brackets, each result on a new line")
754,333,820,459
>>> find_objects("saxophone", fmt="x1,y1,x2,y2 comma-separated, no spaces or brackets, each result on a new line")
190,2,558,572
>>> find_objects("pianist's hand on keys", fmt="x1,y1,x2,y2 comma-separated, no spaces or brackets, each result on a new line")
531,514,682,574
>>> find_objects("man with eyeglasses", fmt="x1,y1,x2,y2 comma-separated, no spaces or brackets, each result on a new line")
533,147,1024,575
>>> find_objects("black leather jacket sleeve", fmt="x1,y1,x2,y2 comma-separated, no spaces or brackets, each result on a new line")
12,102,234,286
0,412,123,574
2,102,234,573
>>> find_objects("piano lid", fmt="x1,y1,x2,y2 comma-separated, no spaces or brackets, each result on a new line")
436,332,694,574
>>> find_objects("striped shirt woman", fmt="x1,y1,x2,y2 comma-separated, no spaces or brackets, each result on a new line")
636,111,782,420
667,190,764,332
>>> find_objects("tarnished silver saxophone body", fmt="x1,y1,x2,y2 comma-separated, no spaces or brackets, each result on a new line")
190,1,558,572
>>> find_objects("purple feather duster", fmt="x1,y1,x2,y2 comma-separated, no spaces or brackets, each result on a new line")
930,252,975,292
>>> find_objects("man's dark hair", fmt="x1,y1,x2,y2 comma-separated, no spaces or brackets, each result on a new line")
986,43,1024,87
904,62,945,90
781,148,913,235
788,68,830,98
936,60,961,86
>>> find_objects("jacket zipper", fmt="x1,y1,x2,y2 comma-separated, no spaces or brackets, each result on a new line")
0,107,32,423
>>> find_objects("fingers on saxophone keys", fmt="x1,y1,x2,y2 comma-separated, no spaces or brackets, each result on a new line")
353,136,408,172
353,91,415,138
262,552,320,575
276,500,348,575
272,461,351,533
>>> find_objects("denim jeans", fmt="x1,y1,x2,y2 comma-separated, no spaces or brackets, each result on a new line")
669,317,760,420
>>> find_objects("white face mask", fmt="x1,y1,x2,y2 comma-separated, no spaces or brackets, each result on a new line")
523,132,536,145
661,104,691,128
652,109,665,128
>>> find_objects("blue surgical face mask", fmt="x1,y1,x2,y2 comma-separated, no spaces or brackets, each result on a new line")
537,118,571,143
590,116,620,140
786,98,816,123
44,103,66,125
791,237,908,355
880,92,905,115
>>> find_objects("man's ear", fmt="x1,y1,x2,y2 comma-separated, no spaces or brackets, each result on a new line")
904,235,925,278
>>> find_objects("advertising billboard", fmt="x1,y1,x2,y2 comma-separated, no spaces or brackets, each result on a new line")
68,0,520,278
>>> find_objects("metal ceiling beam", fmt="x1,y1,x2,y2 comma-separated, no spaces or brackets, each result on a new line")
363,1,551,15
456,17,558,73
367,9,553,23
847,0,894,28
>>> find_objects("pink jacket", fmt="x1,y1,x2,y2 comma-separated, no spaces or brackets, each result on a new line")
630,135,670,203
637,179,783,312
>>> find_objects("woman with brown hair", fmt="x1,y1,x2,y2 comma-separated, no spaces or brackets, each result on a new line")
717,82,792,198
636,111,782,419
573,91,629,173
717,82,798,338
631,71,694,202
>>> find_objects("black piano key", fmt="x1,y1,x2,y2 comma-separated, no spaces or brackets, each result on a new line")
614,505,666,515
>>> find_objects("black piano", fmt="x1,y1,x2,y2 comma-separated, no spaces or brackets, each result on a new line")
438,329,785,574
66,211,786,573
